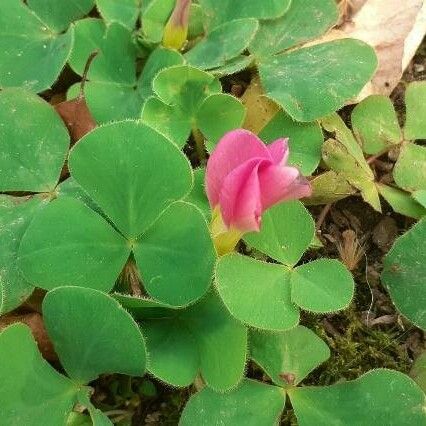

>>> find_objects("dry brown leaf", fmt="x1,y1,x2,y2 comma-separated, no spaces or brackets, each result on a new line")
340,0,426,97
0,313,56,361
55,96,96,144
241,75,279,134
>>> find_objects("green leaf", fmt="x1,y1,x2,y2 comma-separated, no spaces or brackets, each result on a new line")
351,95,401,155
153,65,221,107
413,190,426,208
244,201,315,266
199,0,291,29
322,138,381,212
215,254,300,331
184,168,210,220
250,0,339,57
95,0,141,29
320,113,381,209
113,294,175,320
188,4,204,39
141,97,191,147
0,0,73,92
404,81,426,140
141,0,175,43
377,184,426,219
18,197,130,292
180,379,285,425
27,0,94,32
0,88,69,192
137,47,184,101
57,177,105,217
142,292,247,391
289,369,426,425
394,143,426,192
411,352,426,393
199,94,246,150
250,326,330,386
68,23,141,122
321,113,371,172
382,218,426,330
305,171,356,206
69,121,192,239
68,18,106,76
0,324,79,425
134,201,215,306
259,39,377,122
259,110,324,175
290,259,354,313
0,196,46,314
142,320,199,387
68,81,142,123
185,19,259,70
142,65,222,147
43,287,147,383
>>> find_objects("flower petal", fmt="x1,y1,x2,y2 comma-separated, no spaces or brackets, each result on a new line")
219,158,264,232
206,129,271,207
267,138,289,165
259,164,312,210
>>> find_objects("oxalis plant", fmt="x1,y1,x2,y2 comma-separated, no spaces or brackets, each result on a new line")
0,0,426,425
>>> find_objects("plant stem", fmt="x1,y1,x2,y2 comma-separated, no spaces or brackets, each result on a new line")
192,127,206,164
79,50,99,98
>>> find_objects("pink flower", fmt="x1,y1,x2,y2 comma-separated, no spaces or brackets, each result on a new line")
206,129,312,233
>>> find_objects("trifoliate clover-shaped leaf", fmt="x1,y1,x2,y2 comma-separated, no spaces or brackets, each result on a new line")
249,0,338,57
0,0,73,92
0,89,70,192
180,379,285,426
142,65,246,148
43,287,147,383
120,292,248,391
250,326,330,387
231,0,377,122
382,218,426,330
18,121,215,306
0,196,46,315
215,201,354,329
68,24,184,123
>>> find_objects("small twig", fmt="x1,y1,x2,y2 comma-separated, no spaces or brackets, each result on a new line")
316,203,332,231
79,50,99,98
